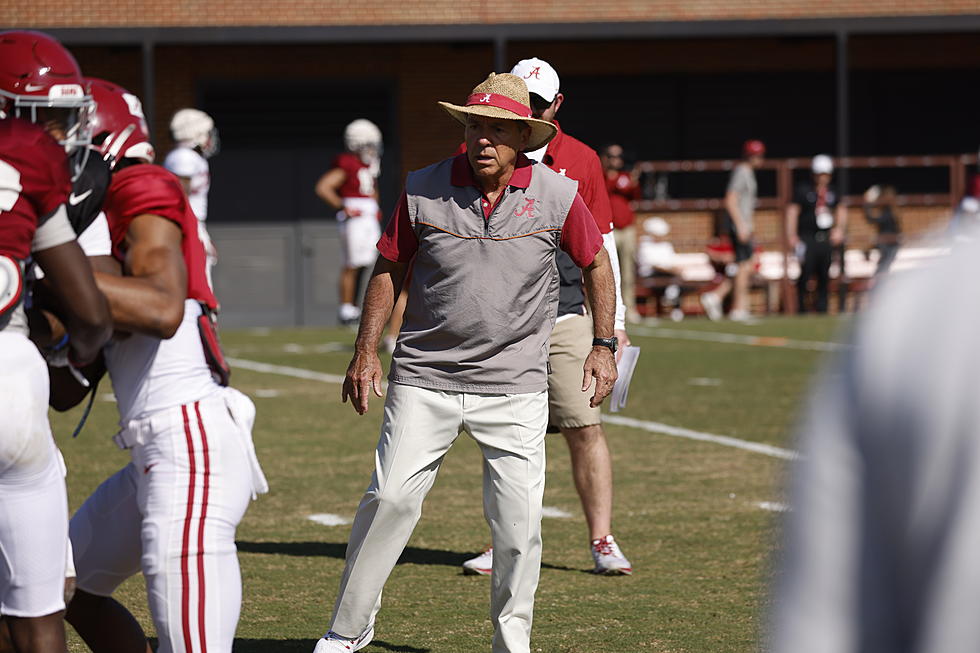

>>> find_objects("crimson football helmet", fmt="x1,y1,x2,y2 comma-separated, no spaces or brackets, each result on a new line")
0,31,92,156
86,78,155,169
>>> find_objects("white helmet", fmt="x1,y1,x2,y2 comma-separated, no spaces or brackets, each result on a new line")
170,108,219,157
344,119,382,161
811,154,834,175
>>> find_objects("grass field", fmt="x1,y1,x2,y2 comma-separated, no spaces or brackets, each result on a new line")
51,315,848,652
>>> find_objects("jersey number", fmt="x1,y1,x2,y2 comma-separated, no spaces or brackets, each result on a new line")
0,159,23,214
356,168,374,196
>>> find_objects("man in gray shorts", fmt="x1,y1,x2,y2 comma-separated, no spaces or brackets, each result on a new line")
700,139,764,321
462,57,633,577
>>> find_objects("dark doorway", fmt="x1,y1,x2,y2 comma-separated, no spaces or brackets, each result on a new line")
199,78,399,223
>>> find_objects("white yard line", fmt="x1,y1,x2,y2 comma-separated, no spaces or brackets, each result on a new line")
601,414,798,460
307,513,351,527
756,501,790,512
230,357,798,460
541,506,573,519
228,357,347,384
629,325,848,353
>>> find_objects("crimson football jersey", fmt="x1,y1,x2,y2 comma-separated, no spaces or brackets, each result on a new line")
332,152,377,199
0,118,71,260
102,164,217,310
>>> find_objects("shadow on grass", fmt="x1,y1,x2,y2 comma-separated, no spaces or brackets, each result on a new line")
236,541,580,572
225,640,428,652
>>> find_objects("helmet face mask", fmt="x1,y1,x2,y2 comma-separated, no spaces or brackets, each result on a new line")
0,31,94,179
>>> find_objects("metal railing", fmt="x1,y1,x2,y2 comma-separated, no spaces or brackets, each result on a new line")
630,153,978,313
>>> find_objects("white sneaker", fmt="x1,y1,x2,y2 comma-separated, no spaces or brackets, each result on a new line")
728,309,755,323
312,625,374,652
700,292,722,321
461,547,493,576
338,303,361,327
591,535,633,576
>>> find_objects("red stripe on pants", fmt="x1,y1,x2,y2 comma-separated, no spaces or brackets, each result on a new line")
194,402,211,653
180,404,197,653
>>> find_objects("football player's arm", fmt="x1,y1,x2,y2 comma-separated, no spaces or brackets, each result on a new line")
314,167,347,211
343,256,408,415
94,214,187,339
32,240,113,366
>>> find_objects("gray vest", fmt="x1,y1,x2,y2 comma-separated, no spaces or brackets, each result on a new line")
389,157,579,394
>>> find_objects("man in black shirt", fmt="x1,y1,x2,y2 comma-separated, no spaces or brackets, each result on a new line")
786,154,848,313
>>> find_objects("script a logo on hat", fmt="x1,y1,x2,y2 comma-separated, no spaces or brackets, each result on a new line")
515,198,536,219
524,67,541,80
479,93,492,103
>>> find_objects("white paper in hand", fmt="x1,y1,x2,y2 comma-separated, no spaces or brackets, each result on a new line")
609,346,640,413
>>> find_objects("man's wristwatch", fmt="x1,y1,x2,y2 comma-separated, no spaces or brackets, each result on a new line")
592,336,618,354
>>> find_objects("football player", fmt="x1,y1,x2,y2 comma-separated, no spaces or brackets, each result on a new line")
163,108,219,289
61,79,267,653
0,30,113,653
314,119,383,326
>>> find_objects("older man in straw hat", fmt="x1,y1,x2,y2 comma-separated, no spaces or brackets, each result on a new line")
311,72,618,653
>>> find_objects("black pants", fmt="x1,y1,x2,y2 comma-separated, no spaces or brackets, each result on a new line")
798,235,832,313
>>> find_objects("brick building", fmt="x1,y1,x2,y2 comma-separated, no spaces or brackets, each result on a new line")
6,1,979,321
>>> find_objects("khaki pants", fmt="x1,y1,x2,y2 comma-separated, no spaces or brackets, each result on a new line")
614,225,637,317
330,383,548,653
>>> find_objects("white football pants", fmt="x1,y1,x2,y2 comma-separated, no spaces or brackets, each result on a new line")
329,382,547,653
0,333,68,618
71,389,262,653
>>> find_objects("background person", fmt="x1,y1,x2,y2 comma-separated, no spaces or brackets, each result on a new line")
315,119,383,326
862,184,902,275
700,139,764,321
636,217,684,321
313,72,617,653
786,154,848,314
164,108,219,289
460,56,633,578
601,143,642,324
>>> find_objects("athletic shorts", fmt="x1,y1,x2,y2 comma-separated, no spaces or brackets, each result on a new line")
0,333,69,618
547,314,601,430
339,214,382,269
727,225,754,264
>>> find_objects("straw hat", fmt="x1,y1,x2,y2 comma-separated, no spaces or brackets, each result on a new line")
438,73,558,152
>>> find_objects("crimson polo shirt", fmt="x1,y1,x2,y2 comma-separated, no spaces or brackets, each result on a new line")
606,170,640,230
537,121,613,234
379,153,601,267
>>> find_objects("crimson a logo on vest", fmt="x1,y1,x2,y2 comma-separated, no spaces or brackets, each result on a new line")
514,198,536,218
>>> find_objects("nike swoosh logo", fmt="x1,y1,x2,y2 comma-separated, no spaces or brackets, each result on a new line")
24,84,45,92
68,189,93,206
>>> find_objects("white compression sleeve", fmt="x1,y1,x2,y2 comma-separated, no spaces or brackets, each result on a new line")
602,230,627,332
